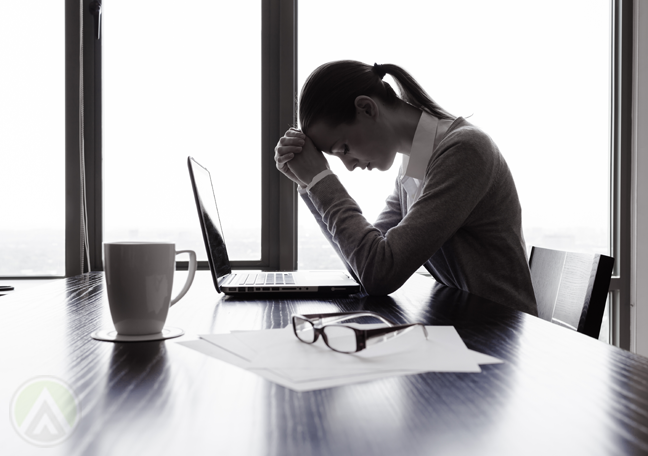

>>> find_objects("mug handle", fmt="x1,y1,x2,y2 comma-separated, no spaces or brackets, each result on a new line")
170,250,197,306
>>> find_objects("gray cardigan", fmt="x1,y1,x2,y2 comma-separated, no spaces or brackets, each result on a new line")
300,117,538,316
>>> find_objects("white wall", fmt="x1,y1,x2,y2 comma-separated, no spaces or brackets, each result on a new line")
632,0,648,356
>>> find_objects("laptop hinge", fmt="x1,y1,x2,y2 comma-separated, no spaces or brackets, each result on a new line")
218,274,232,286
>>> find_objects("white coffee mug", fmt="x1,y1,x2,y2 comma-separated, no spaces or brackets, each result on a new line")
104,242,197,336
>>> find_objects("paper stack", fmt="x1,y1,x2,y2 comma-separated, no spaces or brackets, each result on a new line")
177,324,502,392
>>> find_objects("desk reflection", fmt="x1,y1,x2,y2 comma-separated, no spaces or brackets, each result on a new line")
3,272,646,456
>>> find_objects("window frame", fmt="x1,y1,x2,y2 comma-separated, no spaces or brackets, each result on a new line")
610,0,633,349
60,0,631,347
65,0,298,277
65,0,103,276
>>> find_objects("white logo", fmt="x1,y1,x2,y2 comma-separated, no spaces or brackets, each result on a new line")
10,376,80,447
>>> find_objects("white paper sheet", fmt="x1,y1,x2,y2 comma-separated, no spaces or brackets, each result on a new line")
178,339,449,392
246,326,480,373
176,324,502,391
200,333,257,361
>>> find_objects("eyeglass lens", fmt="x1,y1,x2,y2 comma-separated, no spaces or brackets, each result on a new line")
293,316,316,343
322,326,357,353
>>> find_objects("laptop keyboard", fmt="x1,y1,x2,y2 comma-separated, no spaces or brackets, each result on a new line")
237,273,295,286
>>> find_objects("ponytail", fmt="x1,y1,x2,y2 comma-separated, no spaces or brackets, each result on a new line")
375,63,454,121
299,60,454,134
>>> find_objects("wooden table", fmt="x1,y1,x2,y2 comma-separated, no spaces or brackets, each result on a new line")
1,271,648,456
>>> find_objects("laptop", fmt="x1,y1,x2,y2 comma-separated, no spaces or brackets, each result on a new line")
187,156,361,295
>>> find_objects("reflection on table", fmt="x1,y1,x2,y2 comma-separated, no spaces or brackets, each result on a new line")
1,271,647,456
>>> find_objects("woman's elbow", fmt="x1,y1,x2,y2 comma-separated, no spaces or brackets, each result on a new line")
361,278,401,296
357,256,409,295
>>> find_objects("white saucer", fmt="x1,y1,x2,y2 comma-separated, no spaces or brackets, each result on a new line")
91,327,184,342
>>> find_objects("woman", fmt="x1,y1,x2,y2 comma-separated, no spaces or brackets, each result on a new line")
275,60,537,315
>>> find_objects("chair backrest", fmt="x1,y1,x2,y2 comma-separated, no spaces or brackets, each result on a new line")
528,246,614,338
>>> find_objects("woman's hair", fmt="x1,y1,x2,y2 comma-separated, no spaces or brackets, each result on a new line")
299,60,454,134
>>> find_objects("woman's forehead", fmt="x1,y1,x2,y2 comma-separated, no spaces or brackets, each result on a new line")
308,120,354,153
307,122,340,153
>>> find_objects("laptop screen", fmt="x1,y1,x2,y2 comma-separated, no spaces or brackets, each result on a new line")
187,157,232,283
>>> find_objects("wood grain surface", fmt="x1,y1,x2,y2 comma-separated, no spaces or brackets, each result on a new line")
1,271,647,456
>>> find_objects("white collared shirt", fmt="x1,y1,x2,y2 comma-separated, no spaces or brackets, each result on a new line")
400,112,439,211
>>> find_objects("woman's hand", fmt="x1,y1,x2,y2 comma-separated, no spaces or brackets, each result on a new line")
275,128,308,187
275,128,329,188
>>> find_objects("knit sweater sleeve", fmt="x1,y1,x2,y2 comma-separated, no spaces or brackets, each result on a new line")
305,127,496,296
373,178,403,236
298,189,361,283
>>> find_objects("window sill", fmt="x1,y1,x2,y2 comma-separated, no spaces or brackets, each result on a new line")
0,279,65,297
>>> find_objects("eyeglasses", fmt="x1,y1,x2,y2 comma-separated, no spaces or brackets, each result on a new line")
291,311,428,354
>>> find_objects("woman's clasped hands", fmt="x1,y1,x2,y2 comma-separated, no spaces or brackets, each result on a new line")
274,128,329,188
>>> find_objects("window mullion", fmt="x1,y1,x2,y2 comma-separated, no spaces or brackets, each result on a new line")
256,0,298,272
610,0,633,350
65,0,82,277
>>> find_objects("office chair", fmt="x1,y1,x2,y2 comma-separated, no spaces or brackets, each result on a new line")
528,246,614,339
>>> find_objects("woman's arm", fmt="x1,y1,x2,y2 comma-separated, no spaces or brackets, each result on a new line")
373,177,403,236
305,132,496,296
298,190,360,283
299,174,403,284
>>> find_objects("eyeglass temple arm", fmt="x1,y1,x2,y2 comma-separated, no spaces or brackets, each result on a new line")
363,324,428,348
304,311,395,327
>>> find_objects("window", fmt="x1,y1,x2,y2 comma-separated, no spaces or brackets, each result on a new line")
3,0,633,348
0,2,65,276
103,1,262,261
298,0,611,271
298,0,615,342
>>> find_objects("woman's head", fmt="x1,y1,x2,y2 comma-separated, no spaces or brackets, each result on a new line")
298,60,454,135
298,60,455,172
